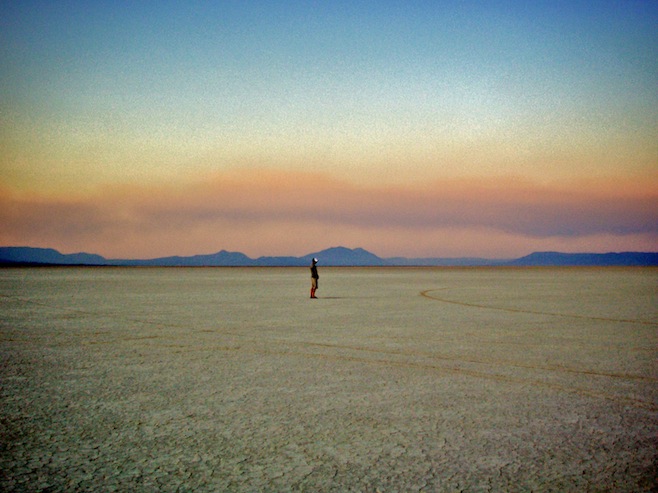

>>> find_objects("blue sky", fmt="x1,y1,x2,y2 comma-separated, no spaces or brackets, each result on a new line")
1,1,656,257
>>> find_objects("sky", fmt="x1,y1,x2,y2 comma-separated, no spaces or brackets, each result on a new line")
1,0,657,259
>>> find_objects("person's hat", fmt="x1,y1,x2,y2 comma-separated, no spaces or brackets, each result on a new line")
313,258,318,263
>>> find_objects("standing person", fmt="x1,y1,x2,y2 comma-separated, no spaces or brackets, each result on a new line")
310,258,319,299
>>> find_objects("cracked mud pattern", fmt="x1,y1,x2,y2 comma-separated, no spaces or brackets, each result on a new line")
2,267,657,491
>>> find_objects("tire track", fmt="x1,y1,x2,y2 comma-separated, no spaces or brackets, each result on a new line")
289,340,658,383
420,289,658,326
77,335,658,412
205,345,658,412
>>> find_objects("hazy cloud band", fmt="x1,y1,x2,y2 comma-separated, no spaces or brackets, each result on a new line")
2,171,656,258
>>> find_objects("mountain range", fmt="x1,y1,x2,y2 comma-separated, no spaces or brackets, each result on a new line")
1,246,657,267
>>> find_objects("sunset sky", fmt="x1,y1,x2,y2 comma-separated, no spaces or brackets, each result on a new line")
1,1,657,259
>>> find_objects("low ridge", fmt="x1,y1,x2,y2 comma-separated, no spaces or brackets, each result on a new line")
1,246,657,267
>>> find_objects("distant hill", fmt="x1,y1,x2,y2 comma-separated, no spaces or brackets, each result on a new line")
118,250,254,267
254,247,386,267
0,247,107,266
1,246,657,267
509,251,658,267
303,247,386,266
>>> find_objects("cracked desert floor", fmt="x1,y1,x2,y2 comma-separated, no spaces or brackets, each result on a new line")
1,266,657,491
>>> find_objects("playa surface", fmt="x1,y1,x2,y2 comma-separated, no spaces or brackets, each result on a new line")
1,266,657,492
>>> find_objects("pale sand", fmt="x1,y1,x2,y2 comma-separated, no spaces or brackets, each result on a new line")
1,267,657,492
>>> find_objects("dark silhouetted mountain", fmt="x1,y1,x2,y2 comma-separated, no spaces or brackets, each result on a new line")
0,247,107,265
119,250,254,267
254,256,306,266
0,246,386,266
509,251,658,266
1,246,657,267
301,247,386,266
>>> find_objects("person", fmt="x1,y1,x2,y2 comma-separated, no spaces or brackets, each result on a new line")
310,258,319,298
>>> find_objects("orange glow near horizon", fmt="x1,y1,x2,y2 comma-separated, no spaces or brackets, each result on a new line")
1,170,656,259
